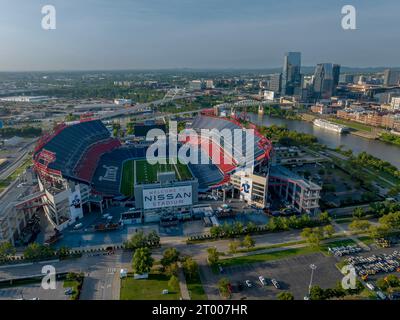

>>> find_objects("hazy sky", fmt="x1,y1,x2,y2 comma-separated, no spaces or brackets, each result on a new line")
0,0,399,71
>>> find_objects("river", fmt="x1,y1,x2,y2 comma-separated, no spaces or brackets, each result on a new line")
248,113,400,169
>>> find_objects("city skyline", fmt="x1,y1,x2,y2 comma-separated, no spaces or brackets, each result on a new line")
0,0,400,71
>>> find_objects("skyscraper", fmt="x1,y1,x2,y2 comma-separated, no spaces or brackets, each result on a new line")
313,63,335,100
268,73,282,93
384,69,400,86
333,64,341,88
281,52,301,96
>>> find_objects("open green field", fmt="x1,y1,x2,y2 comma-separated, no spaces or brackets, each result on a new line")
135,159,192,184
120,159,192,197
328,118,373,132
120,273,181,300
120,160,135,197
185,270,207,300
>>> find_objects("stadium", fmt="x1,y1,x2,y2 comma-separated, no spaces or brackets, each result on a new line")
31,111,276,229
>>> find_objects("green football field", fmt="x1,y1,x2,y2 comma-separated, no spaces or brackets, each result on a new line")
120,159,192,197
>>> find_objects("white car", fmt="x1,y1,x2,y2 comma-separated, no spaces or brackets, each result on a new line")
271,279,280,289
245,280,252,288
366,282,375,291
258,276,267,286
73,223,83,230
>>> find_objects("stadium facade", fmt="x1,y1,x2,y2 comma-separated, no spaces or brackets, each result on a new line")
28,111,320,233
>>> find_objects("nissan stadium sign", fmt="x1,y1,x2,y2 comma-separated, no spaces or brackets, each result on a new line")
143,185,193,210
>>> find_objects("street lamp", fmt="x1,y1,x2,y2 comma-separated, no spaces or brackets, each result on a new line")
308,264,317,295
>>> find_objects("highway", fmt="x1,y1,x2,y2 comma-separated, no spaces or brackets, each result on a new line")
0,139,36,181
99,93,200,121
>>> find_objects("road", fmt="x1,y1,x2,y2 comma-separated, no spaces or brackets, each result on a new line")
0,219,367,300
99,94,200,120
0,251,131,300
0,139,36,181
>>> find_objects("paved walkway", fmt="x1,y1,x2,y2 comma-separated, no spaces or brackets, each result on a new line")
177,262,190,300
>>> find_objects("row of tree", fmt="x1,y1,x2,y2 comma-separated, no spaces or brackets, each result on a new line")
300,225,335,247
349,207,400,239
207,212,331,240
0,126,42,138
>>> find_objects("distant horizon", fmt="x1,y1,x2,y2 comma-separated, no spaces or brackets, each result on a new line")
1,65,400,74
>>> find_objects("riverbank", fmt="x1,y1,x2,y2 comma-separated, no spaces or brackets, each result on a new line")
249,113,400,169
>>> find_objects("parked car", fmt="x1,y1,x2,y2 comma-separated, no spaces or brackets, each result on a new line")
73,223,83,230
271,279,280,289
64,288,73,296
366,282,375,291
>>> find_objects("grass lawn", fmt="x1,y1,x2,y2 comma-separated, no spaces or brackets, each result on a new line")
120,273,181,300
185,270,207,300
120,160,135,197
328,118,373,132
63,280,80,300
135,159,192,184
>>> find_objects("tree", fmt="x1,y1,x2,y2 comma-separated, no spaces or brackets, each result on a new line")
323,225,335,239
319,211,331,224
168,275,180,292
165,262,179,277
218,278,231,298
232,221,244,235
348,220,371,232
379,211,400,230
277,291,294,300
387,185,400,197
309,285,326,300
147,230,160,245
161,248,180,268
301,227,323,247
182,257,198,279
210,226,223,238
353,207,365,219
126,122,134,135
246,222,257,233
383,275,400,290
125,231,147,249
132,247,153,275
228,241,240,254
0,242,15,262
368,225,390,239
23,243,54,261
207,247,220,266
242,235,255,249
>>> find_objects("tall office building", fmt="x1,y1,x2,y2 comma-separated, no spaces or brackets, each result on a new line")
313,63,335,100
333,64,341,88
268,73,282,93
384,69,400,86
281,52,301,96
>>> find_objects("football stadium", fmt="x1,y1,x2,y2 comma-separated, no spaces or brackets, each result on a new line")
28,109,319,231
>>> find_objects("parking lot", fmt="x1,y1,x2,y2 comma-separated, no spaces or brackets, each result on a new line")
0,281,68,300
217,253,342,300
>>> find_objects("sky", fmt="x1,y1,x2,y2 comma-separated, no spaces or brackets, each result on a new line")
0,0,399,71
